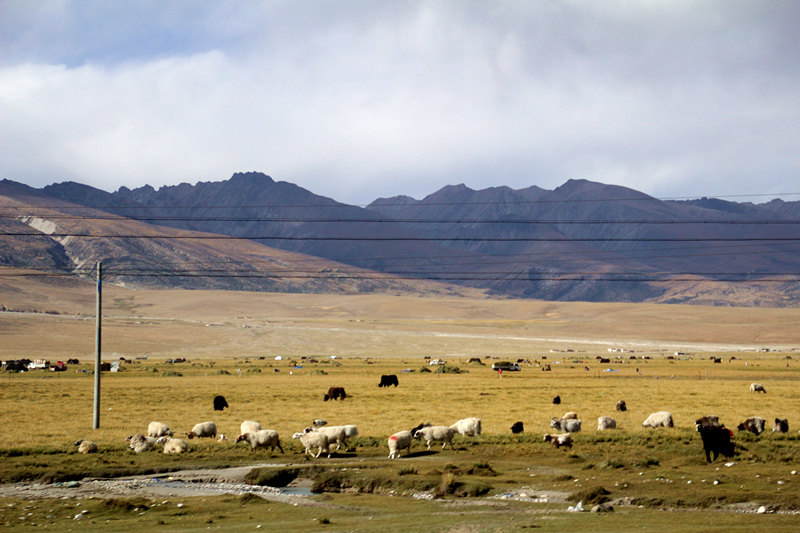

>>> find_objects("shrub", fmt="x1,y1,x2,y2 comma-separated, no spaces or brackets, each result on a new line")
437,365,466,374
433,472,491,498
569,486,611,504
467,462,498,477
433,472,457,498
161,371,182,377
598,458,626,469
632,457,660,468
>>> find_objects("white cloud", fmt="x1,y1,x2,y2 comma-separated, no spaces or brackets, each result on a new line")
1,1,798,204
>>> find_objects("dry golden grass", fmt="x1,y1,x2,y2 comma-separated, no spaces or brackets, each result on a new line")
2,278,799,451
1,354,797,451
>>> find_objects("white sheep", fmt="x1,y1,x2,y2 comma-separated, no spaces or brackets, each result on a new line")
127,433,157,453
543,433,572,449
74,440,97,454
641,411,674,428
749,383,766,393
187,421,217,439
450,417,481,436
388,430,413,459
236,430,284,453
561,412,579,420
597,416,617,430
304,425,349,451
240,420,261,435
312,419,328,427
550,417,582,433
413,425,456,450
292,431,330,458
147,421,173,438
157,437,190,454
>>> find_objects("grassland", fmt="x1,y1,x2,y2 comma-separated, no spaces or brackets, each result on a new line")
1,281,799,531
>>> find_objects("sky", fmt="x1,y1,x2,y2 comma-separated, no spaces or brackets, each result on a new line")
1,0,798,205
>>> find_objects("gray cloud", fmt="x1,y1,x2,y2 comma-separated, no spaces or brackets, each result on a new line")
1,0,798,204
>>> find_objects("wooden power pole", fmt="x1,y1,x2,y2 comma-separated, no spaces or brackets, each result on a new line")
93,262,102,429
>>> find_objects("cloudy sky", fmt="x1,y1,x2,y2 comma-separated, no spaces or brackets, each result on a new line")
1,1,798,205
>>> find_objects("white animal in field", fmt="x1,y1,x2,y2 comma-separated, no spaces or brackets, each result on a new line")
187,421,217,439
450,417,481,436
157,437,189,454
543,433,572,449
147,421,173,438
413,426,456,450
236,429,284,453
292,431,330,458
550,417,582,433
597,416,616,431
387,430,413,459
641,411,674,428
240,420,261,435
75,440,97,454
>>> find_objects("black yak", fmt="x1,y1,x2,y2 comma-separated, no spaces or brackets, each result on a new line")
213,395,228,411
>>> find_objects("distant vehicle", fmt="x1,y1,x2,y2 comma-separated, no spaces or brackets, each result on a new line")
492,362,521,371
429,359,446,366
49,361,67,372
27,359,49,370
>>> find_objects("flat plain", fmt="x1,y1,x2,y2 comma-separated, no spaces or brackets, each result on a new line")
1,276,799,531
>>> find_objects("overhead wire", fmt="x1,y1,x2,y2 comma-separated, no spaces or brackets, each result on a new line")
2,189,798,286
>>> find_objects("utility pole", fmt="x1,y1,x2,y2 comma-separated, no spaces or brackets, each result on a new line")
93,262,102,429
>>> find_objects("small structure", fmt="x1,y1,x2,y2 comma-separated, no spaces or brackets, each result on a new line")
491,362,520,371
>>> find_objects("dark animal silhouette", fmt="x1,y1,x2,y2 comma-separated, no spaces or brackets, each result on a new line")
323,387,347,401
510,421,524,434
213,395,229,411
378,374,399,387
552,395,561,404
697,423,735,463
616,400,627,412
410,422,431,436
773,418,789,433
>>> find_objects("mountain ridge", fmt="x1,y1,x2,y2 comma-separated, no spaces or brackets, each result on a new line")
5,174,799,306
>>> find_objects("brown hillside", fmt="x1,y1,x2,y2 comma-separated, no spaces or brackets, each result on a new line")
1,181,476,297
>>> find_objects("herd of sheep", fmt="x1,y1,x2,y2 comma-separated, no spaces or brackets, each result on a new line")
72,382,790,462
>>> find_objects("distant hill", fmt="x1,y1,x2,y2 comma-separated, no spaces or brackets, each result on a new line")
4,174,799,306
369,179,800,305
0,179,474,297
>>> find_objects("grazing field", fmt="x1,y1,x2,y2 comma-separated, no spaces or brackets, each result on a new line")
1,285,799,530
1,355,799,531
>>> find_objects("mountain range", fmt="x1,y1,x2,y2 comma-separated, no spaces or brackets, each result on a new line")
2,172,798,307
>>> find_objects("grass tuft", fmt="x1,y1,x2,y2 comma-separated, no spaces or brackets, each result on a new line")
569,486,612,505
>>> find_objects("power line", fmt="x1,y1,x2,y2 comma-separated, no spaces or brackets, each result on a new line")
1,268,796,284
3,213,799,225
2,231,798,242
